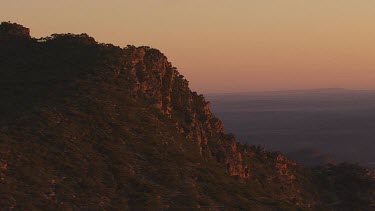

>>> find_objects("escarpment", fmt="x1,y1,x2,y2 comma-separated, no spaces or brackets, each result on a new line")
1,22,374,210
124,46,253,179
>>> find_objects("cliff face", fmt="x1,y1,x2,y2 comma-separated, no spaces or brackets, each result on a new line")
1,22,374,210
126,47,252,179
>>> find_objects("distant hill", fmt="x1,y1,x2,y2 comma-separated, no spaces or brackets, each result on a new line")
1,22,374,210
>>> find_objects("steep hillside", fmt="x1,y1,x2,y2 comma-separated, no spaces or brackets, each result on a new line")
1,22,374,210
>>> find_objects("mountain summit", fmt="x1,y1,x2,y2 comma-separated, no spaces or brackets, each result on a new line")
0,22,374,210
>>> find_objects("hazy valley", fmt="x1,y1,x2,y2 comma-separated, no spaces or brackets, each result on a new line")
208,89,375,168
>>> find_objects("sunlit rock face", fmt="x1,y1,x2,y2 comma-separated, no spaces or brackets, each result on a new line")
125,46,254,179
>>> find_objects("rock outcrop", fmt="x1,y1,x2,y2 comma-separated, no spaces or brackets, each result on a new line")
123,46,253,179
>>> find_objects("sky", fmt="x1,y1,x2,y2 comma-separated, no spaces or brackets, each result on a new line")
1,0,375,93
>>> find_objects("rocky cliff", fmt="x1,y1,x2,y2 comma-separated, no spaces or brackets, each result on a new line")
1,22,374,210
125,46,252,179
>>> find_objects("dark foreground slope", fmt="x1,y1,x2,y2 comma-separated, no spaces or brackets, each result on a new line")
0,22,374,210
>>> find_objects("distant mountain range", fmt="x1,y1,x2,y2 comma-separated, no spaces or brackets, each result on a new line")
1,22,374,210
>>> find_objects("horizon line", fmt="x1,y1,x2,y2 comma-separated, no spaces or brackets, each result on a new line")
204,88,375,95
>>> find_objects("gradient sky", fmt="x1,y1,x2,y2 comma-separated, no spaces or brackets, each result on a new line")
2,0,375,93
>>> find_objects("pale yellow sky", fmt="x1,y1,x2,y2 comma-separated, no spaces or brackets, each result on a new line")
2,0,375,93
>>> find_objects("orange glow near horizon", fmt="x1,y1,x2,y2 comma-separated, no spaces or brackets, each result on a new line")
2,1,375,93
